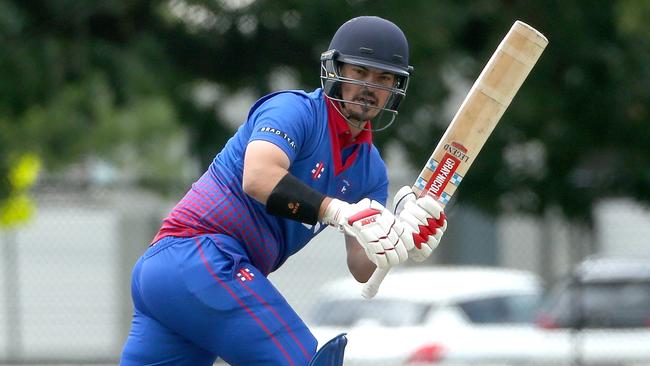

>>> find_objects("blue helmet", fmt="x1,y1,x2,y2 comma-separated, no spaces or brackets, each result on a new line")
321,16,414,129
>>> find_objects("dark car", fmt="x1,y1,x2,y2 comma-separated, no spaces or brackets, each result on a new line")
537,257,650,329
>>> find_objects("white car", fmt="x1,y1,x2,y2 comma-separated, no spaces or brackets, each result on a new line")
307,266,549,365
534,256,650,366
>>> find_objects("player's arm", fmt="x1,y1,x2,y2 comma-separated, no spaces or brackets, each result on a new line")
244,140,338,226
245,141,408,277
244,140,327,226
242,140,291,203
320,197,376,282
344,235,376,283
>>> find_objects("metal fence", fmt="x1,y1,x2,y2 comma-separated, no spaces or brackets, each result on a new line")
1,183,650,365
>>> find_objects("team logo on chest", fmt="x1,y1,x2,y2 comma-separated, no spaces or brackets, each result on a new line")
339,179,351,195
311,162,325,180
236,268,255,282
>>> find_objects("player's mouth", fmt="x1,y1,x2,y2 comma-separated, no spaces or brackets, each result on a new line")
354,96,377,107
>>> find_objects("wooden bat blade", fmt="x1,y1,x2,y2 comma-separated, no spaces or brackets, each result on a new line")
362,21,548,299
414,20,548,205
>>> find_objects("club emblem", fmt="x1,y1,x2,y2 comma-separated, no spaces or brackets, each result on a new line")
339,179,351,194
236,268,255,282
311,162,325,179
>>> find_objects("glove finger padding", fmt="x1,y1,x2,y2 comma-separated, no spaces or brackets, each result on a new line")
333,198,409,268
410,231,445,262
394,190,447,262
417,195,444,219
402,200,431,225
396,211,419,251
382,246,400,269
391,221,409,261
409,242,433,262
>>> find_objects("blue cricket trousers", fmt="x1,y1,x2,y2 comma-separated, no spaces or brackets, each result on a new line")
120,234,318,365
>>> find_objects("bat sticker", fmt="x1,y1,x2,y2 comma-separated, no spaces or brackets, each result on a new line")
425,153,461,198
444,141,471,162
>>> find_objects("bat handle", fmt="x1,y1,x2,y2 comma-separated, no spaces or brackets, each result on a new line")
361,267,390,299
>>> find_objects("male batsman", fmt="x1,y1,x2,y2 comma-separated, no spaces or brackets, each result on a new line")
120,16,447,366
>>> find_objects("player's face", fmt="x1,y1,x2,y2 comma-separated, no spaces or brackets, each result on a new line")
339,63,396,122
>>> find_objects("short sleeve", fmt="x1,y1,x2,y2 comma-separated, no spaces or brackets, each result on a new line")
247,92,314,164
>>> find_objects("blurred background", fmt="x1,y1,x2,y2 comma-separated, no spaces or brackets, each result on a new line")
1,0,650,365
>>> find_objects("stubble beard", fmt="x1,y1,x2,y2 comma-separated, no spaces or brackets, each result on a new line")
344,105,375,122
341,91,380,124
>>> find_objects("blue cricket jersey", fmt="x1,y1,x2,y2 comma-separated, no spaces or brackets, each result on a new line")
152,88,388,275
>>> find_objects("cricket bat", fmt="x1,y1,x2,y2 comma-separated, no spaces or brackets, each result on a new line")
361,20,549,299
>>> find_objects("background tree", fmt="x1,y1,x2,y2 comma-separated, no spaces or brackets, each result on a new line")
1,0,649,224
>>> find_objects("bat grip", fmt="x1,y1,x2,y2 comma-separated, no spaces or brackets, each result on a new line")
361,268,390,299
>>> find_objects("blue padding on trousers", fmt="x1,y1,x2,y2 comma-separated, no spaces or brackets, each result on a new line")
308,333,347,366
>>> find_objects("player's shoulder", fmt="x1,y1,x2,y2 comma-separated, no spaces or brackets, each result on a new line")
368,143,385,159
248,89,324,118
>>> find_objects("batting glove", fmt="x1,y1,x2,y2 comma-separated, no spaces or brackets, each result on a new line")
393,186,447,262
322,198,408,269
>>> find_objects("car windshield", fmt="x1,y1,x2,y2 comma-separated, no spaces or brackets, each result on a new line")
456,294,542,324
547,281,650,328
310,299,430,327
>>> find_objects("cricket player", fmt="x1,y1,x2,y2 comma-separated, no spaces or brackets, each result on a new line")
120,16,447,366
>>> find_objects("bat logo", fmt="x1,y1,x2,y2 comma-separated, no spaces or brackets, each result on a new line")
451,141,468,152
444,141,471,163
425,153,460,198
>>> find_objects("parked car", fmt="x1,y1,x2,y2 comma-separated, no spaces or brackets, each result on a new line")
307,266,548,365
535,256,650,365
537,256,650,329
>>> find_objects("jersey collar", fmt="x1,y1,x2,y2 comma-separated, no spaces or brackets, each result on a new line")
326,97,373,176
325,97,373,148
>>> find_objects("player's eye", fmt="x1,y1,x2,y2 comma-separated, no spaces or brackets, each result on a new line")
379,75,394,84
353,68,367,78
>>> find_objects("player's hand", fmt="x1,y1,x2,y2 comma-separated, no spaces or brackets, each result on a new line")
322,198,408,269
393,186,447,262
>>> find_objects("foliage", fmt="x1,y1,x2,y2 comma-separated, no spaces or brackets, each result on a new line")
0,0,198,197
1,0,649,222
0,154,40,227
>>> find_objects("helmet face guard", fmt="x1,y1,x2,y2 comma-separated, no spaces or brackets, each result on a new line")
319,16,414,131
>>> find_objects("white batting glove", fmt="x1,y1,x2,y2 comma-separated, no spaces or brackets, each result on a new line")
322,198,408,269
393,186,447,262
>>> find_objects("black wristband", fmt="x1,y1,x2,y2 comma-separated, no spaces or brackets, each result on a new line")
266,173,326,225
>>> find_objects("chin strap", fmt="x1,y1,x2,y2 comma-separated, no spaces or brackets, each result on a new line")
308,333,348,366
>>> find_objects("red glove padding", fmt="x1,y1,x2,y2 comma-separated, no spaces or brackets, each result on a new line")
393,186,447,262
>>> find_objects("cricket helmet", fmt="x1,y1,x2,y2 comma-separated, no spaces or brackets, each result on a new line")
321,16,413,130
